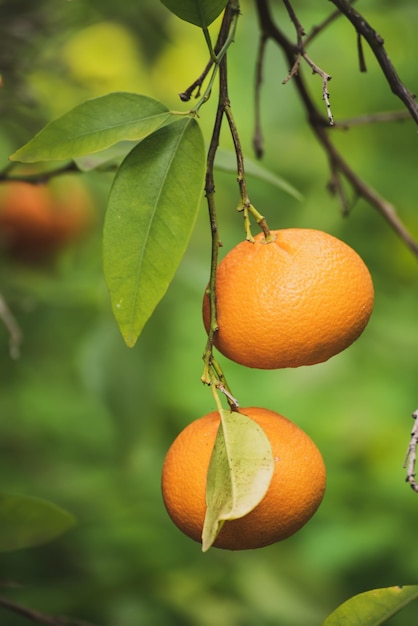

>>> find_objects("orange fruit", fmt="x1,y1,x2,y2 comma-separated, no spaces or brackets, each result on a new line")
161,407,326,550
0,176,94,263
202,228,374,369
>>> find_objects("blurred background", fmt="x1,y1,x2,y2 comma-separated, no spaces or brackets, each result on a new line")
0,0,418,624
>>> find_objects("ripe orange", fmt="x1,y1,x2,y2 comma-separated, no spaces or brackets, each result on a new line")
161,407,326,550
203,228,374,369
0,176,94,262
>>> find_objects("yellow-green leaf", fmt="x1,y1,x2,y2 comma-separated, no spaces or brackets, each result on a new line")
323,586,418,626
202,409,274,552
10,93,171,163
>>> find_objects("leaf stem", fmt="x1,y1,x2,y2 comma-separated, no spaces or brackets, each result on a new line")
191,3,240,115
202,26,216,61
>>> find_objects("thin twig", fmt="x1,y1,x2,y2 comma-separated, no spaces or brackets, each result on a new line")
302,52,334,125
282,0,305,42
357,32,367,73
334,109,411,128
0,292,22,359
253,33,267,158
254,0,418,258
0,162,79,184
304,0,358,46
317,122,418,255
329,0,418,124
179,58,214,102
281,0,334,125
0,596,96,626
327,160,351,216
404,410,418,492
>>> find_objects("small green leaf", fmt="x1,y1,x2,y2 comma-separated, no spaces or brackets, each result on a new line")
161,0,227,27
215,148,303,201
10,93,171,163
202,410,274,552
0,493,76,552
103,116,205,347
323,586,418,626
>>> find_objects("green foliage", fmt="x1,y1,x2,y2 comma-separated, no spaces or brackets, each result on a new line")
202,409,274,551
0,493,75,552
10,93,171,162
1,0,418,625
103,116,205,346
161,0,228,27
323,586,418,626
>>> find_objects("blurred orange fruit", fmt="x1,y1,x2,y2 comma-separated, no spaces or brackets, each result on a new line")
203,228,374,368
161,406,326,550
0,176,94,262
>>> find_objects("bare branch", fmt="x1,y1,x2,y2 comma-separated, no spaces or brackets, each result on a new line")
281,0,335,124
316,123,418,256
0,596,96,626
329,0,418,124
357,32,367,73
253,33,268,158
304,1,358,46
334,109,411,128
179,58,214,102
302,53,334,125
282,0,305,43
254,0,418,258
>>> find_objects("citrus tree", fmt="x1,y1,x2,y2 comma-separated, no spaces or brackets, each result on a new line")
1,0,418,624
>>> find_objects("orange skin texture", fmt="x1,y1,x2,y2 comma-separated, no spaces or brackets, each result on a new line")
161,407,326,550
203,229,374,369
0,177,94,262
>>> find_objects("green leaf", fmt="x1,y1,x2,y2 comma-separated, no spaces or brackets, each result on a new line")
0,493,76,552
202,409,274,552
103,116,205,347
10,93,171,163
161,0,228,27
215,148,303,201
74,141,138,172
323,586,418,626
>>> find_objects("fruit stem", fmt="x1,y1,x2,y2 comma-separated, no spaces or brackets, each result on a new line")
201,2,240,411
224,91,272,243
211,358,239,408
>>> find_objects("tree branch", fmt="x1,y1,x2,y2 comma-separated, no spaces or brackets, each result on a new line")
334,109,411,128
253,33,268,158
0,596,96,626
329,0,418,124
0,293,22,359
254,0,418,257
